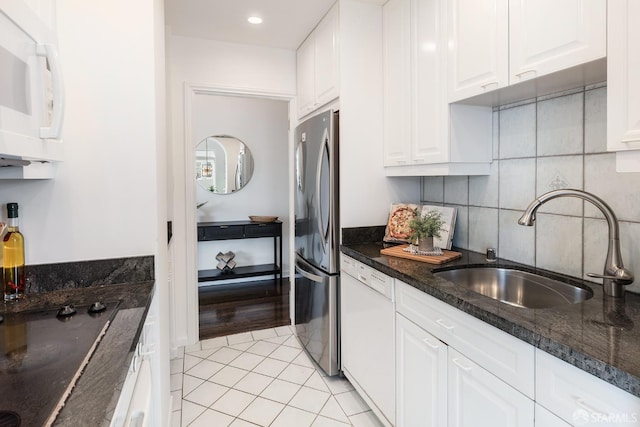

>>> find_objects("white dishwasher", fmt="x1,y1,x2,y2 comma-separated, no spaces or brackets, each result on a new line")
341,255,395,426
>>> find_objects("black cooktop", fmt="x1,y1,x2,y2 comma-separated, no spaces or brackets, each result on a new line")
0,301,119,426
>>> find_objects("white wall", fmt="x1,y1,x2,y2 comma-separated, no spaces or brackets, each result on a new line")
338,0,420,229
193,94,290,277
167,34,296,347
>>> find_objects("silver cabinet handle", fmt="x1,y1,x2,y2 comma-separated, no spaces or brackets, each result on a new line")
436,318,455,331
514,69,537,79
422,338,440,350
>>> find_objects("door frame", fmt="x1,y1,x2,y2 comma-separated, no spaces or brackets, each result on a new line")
180,83,295,346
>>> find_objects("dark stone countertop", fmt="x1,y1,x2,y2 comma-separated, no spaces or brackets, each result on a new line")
342,242,640,398
0,281,155,426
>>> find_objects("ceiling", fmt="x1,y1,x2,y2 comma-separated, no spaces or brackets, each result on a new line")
164,0,338,50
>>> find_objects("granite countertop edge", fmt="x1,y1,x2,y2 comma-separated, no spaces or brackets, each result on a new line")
341,243,640,398
46,280,156,426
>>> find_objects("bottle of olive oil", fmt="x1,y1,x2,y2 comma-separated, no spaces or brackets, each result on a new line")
3,203,25,301
0,222,6,298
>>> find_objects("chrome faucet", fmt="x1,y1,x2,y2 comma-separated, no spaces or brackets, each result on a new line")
518,189,634,298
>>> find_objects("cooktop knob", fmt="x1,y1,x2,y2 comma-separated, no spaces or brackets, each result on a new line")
57,304,77,318
88,301,107,314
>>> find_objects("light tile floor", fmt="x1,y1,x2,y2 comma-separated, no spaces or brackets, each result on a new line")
171,326,384,427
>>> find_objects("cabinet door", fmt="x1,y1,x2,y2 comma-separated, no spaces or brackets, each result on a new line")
396,314,447,427
448,349,534,427
607,0,640,153
509,0,606,84
412,0,448,164
296,34,316,117
314,4,339,108
382,0,411,166
447,0,508,102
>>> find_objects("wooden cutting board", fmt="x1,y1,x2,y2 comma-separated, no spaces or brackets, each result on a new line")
380,244,462,265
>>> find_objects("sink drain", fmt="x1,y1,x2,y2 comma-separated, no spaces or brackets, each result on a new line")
0,411,20,427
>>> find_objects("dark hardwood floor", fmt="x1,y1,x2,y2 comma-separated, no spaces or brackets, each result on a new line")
198,279,291,340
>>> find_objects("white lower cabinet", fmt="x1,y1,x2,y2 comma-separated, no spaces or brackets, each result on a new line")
345,267,640,427
536,349,640,427
448,348,533,427
395,280,534,426
396,314,447,427
395,279,534,398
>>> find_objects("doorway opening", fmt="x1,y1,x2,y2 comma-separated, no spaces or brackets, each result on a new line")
186,88,293,341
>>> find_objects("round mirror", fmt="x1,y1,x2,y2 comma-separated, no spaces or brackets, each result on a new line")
195,135,254,194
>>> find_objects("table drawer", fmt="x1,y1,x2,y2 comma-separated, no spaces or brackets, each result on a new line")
245,223,279,238
200,225,244,241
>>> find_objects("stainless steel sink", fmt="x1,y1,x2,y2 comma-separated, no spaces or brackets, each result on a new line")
433,267,593,309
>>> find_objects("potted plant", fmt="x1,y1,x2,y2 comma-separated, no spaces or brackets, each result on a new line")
408,208,445,252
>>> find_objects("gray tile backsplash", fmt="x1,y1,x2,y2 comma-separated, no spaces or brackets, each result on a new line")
421,84,640,294
499,102,536,159
537,91,584,156
498,158,536,210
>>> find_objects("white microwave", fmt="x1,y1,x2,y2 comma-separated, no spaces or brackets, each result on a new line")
0,2,64,170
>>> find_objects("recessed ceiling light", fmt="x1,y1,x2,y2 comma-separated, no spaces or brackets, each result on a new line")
248,16,263,25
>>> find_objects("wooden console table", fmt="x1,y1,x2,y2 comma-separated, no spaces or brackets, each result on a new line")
197,220,282,286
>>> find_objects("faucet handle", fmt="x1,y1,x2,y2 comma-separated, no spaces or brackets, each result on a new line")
587,268,634,286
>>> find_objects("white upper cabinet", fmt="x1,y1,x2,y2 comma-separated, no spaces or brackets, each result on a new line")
448,0,605,103
447,0,508,103
313,4,340,108
412,0,449,164
608,0,640,172
510,0,606,84
382,0,411,166
296,35,316,116
296,4,339,119
382,0,492,176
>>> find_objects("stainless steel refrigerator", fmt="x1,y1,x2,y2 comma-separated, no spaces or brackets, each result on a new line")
294,109,340,376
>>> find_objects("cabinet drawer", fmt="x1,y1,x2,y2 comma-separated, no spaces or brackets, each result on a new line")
396,280,534,398
536,349,640,426
199,225,244,241
244,223,278,238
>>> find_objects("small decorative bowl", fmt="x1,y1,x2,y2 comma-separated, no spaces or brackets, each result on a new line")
249,216,278,223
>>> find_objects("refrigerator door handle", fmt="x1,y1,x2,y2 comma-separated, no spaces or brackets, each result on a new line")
295,258,323,283
295,139,305,191
316,129,331,252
